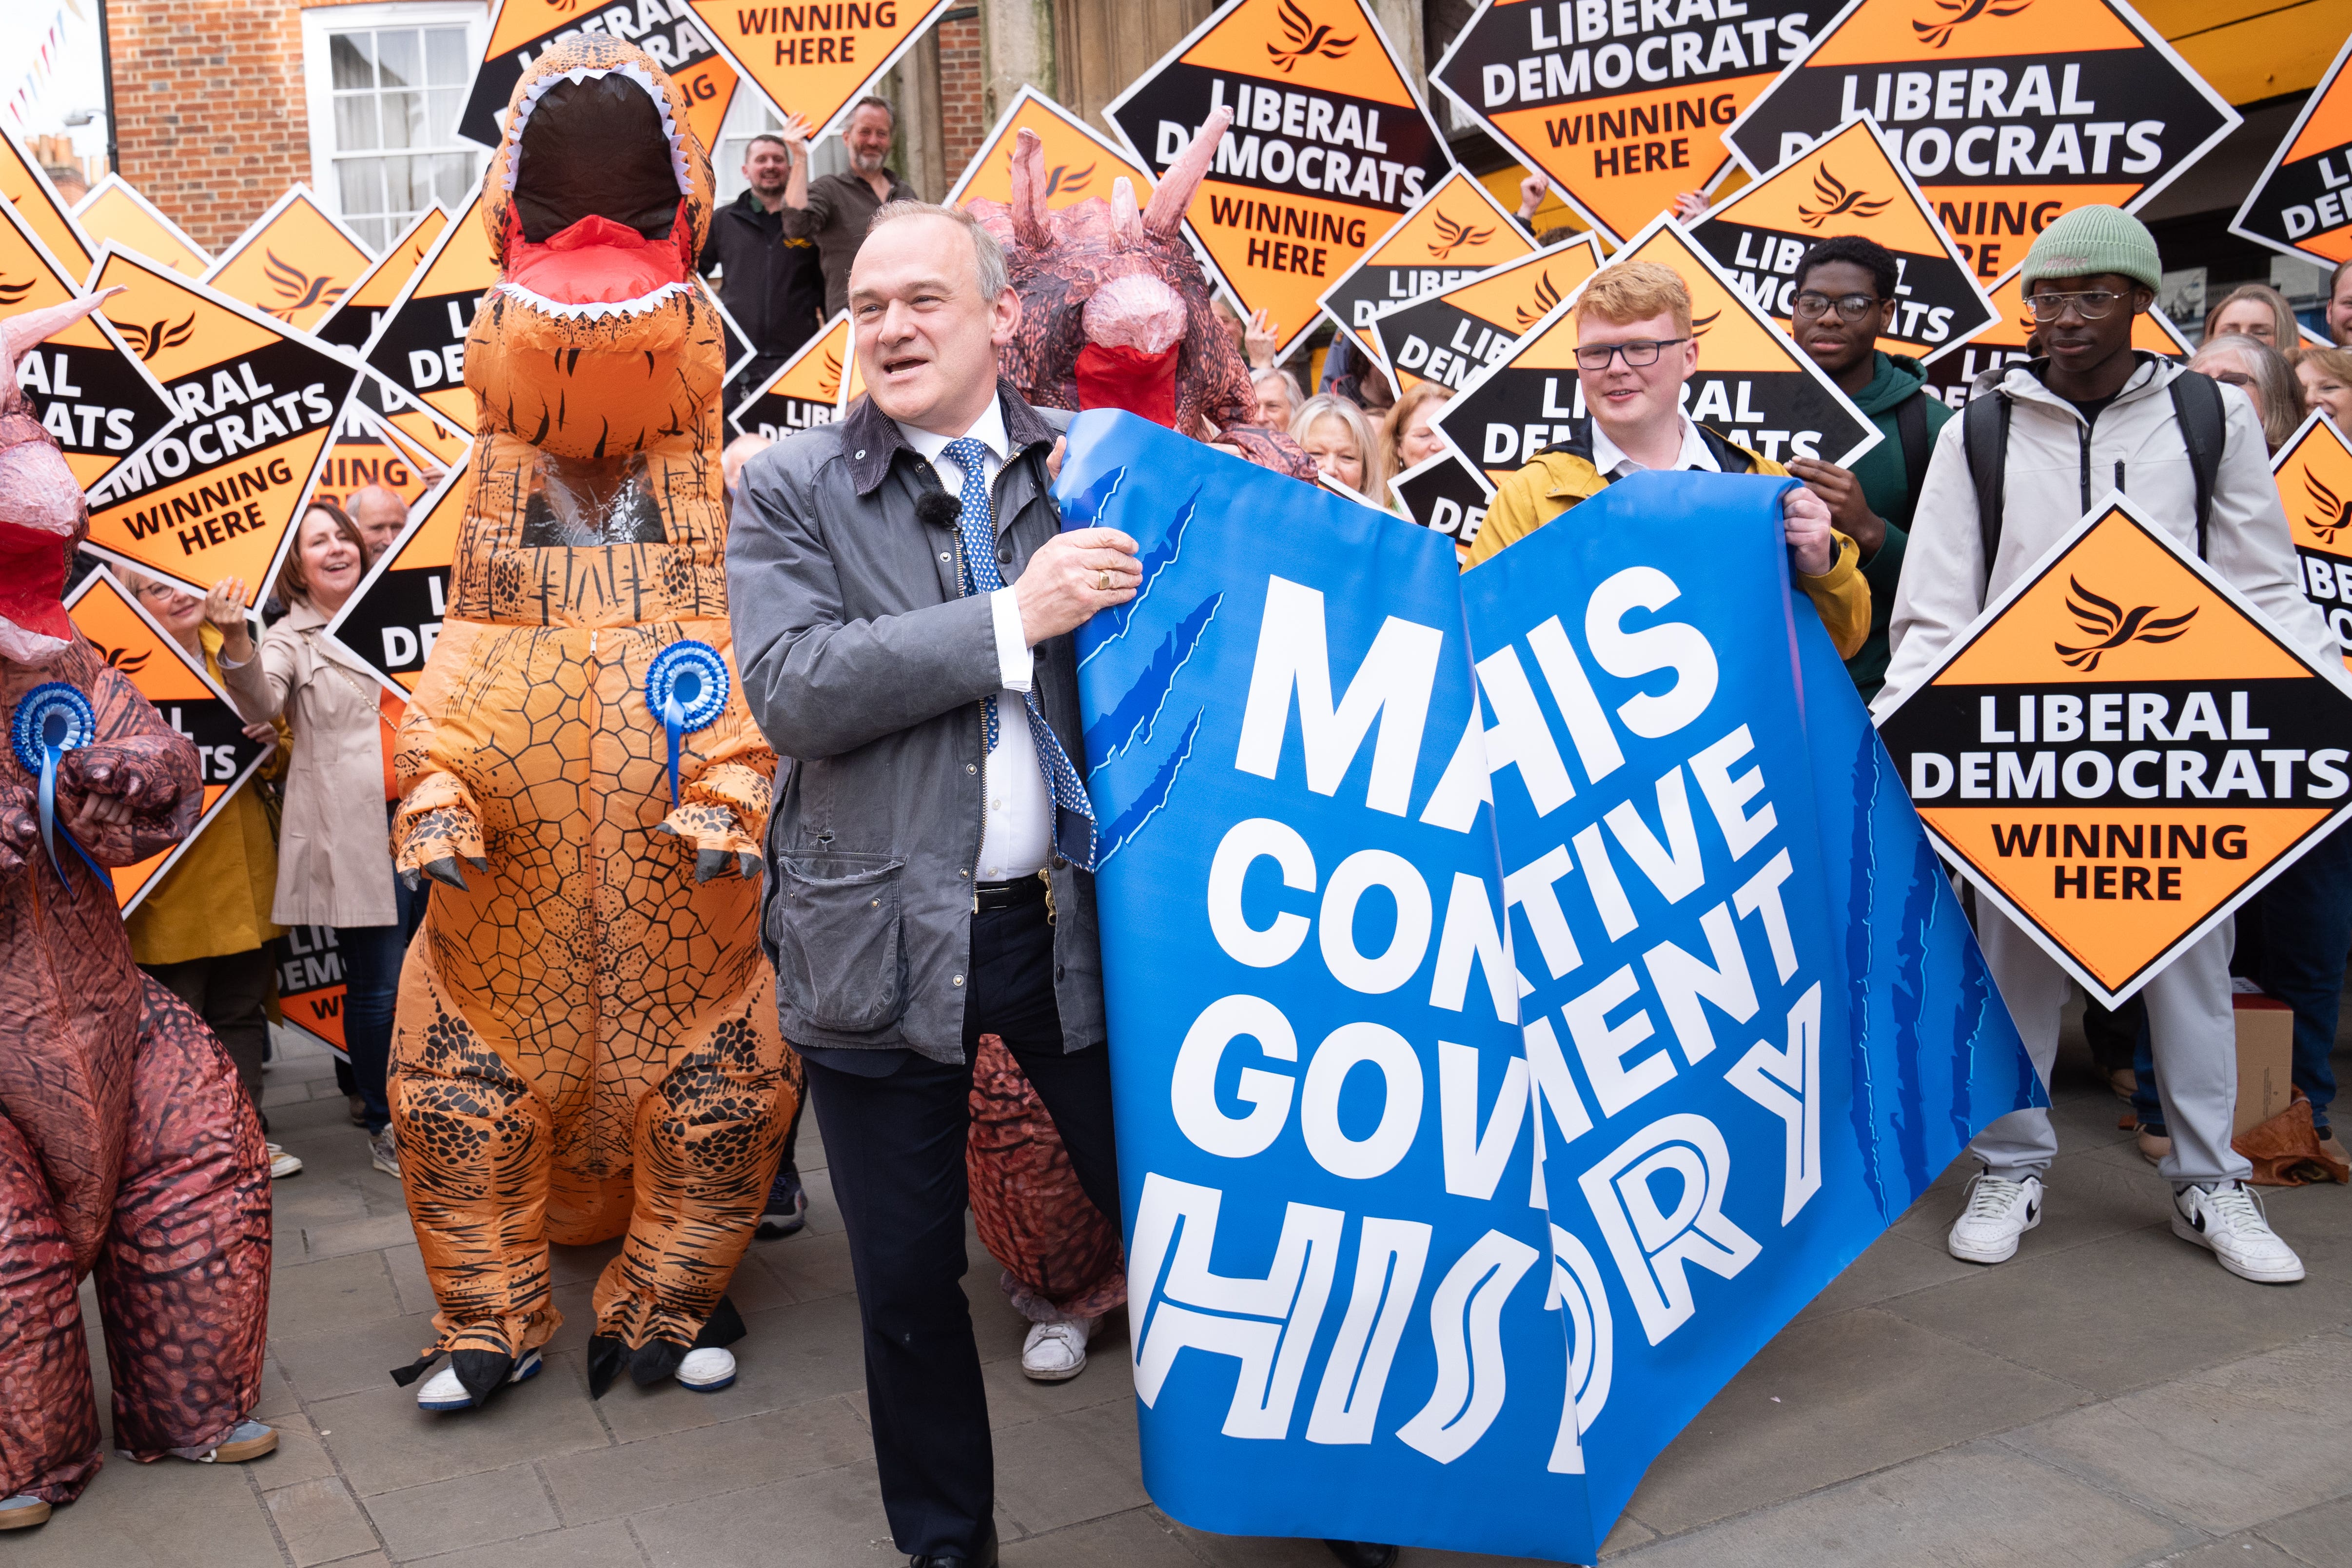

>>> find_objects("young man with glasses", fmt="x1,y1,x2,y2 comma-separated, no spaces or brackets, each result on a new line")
1876,205,2333,1284
1464,260,1871,661
1777,236,1951,701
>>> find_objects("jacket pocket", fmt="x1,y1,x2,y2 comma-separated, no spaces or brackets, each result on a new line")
773,851,907,1034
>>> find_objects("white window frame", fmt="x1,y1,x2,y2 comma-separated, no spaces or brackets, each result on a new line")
300,0,490,255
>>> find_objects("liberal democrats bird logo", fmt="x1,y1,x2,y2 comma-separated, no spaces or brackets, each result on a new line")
1797,166,1891,229
2055,577,2196,671
817,348,842,402
1692,309,1721,336
103,645,152,676
1516,270,1562,327
118,314,197,361
2304,469,2350,546
1267,0,1356,72
1913,0,2032,48
263,250,345,319
0,276,34,306
1427,211,1496,260
1045,162,1095,198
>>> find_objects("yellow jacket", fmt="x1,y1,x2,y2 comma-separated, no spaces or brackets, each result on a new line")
1463,423,1872,660
127,623,284,967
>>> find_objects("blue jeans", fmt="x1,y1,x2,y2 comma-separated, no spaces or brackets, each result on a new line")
338,867,424,1136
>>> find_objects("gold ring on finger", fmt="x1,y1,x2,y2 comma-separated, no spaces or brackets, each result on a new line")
1097,570,1113,592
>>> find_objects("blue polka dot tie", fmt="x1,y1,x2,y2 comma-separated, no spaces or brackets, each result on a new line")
943,437,1097,870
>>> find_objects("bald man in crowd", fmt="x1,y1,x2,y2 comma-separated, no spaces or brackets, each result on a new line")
347,485,409,564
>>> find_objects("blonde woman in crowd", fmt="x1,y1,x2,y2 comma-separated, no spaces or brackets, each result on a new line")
1380,382,1454,503
2202,284,2300,354
2190,333,2304,453
120,570,298,1180
2296,345,2352,429
1291,392,1381,501
236,501,414,1179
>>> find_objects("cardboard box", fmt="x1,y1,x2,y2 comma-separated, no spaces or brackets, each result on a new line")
2234,993,2294,1136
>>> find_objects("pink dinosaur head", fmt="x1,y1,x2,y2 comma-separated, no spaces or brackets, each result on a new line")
1,292,118,666
966,110,1313,478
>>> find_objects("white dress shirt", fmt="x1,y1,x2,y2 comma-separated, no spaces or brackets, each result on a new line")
1588,414,1722,480
896,398,1053,880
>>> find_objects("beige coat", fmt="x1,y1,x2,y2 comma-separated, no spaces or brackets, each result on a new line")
233,601,398,928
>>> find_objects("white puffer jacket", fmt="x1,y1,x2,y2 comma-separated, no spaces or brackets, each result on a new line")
1873,352,2334,720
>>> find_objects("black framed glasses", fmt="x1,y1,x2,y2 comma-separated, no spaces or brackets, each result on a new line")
1792,291,1880,321
1573,337,1691,371
2023,289,2127,323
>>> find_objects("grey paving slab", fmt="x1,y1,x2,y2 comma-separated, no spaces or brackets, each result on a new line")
266,1475,383,1567
406,1520,645,1568
2000,1333,2352,1534
977,1342,1135,1430
300,1215,432,1264
547,1238,625,1289
1793,1229,1979,1322
359,1461,557,1562
258,1411,347,1489
1887,1225,2352,1397
382,1242,436,1318
538,1396,871,1526
2256,1492,2352,1568
272,1251,405,1330
1619,1306,2089,1537
3,1457,287,1568
754,1224,859,1304
1157,1517,1339,1567
991,1398,1150,1535
1004,1507,1207,1567
272,1309,444,1402
312,1352,613,1498
626,1457,912,1566
2149,1539,2314,1568
1610,1440,2196,1568
590,1293,871,1443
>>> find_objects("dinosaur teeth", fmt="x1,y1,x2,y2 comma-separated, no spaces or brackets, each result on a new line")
494,280,692,321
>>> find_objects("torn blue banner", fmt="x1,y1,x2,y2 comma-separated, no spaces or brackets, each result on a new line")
1057,411,2038,1563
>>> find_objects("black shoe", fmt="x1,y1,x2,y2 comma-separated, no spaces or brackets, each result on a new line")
1324,1543,1399,1568
908,1521,998,1567
757,1167,807,1238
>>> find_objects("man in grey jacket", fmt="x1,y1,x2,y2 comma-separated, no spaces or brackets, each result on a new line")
1876,207,2329,1287
726,200,1140,1568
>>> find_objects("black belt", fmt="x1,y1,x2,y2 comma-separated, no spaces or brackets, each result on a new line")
974,876,1047,913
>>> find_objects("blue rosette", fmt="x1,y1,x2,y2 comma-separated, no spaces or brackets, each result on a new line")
643,639,729,807
10,682,107,884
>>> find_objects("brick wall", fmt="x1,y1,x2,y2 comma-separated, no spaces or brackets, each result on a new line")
107,0,311,252
938,17,985,189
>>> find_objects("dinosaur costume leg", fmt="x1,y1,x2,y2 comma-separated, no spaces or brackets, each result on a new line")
967,1036,1125,1327
0,1111,101,1505
100,978,272,1461
586,982,799,1392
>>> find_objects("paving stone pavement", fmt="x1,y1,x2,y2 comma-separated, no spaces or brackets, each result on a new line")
16,1009,2351,1568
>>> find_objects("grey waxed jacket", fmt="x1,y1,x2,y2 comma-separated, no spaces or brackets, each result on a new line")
725,382,1104,1063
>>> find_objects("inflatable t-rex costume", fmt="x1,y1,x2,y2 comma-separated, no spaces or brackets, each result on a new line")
967,107,1316,481
0,296,273,1523
387,36,797,1405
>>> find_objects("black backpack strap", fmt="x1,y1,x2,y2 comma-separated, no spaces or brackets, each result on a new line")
1894,389,1931,494
2168,370,2227,559
1961,390,2011,588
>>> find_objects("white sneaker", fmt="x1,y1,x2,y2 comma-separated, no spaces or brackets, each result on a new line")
2173,1182,2305,1284
416,1349,542,1411
677,1347,736,1392
267,1142,303,1179
1947,1173,2043,1264
368,1125,400,1178
1021,1317,1096,1382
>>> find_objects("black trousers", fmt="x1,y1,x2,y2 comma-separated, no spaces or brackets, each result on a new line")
804,899,1120,1559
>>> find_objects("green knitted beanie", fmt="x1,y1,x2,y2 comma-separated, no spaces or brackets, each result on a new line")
2019,205,2161,291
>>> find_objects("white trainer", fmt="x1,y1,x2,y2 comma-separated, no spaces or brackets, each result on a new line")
267,1142,303,1179
1947,1173,2043,1264
416,1349,542,1411
2173,1182,2305,1284
677,1347,736,1392
1021,1318,1096,1382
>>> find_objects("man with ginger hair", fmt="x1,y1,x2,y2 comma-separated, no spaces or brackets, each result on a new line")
1464,259,1870,659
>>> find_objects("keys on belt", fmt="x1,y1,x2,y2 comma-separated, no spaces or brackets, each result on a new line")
973,876,1048,913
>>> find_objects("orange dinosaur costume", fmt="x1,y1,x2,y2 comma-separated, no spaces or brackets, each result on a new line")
387,37,796,1405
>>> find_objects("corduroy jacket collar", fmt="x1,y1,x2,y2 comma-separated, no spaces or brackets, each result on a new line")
841,377,1062,496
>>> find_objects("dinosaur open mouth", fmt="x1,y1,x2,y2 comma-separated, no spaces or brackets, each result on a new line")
500,62,693,315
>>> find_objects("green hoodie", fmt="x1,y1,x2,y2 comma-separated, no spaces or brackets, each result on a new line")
1842,351,1952,699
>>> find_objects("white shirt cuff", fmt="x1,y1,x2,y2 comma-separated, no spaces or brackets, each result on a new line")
989,587,1033,692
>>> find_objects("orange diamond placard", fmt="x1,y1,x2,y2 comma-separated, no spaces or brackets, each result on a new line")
310,403,445,516
327,459,472,696
2233,36,2352,267
313,206,450,358
1315,168,1534,369
75,175,211,277
731,310,848,439
1686,114,1996,359
1875,495,2352,1007
1725,0,2237,257
946,86,1156,213
2272,412,2352,663
1431,0,1818,245
202,187,374,334
1105,0,1455,364
358,192,500,436
1,124,93,279
457,0,754,157
1363,232,1602,390
683,0,951,137
61,568,274,912
84,246,363,604
273,926,351,1057
0,194,180,499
